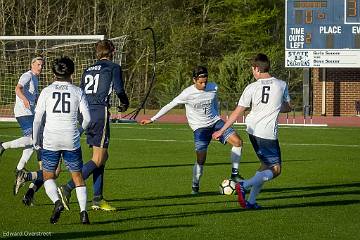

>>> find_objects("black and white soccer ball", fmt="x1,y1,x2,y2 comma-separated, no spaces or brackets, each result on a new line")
219,179,236,195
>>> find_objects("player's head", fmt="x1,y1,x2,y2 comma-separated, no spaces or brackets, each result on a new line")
251,53,270,77
96,39,115,60
31,56,44,76
52,56,75,81
192,66,208,90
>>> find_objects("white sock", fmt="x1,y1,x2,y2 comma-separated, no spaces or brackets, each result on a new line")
192,163,203,187
29,182,38,192
16,147,34,170
247,183,263,204
75,186,87,212
2,136,32,149
243,170,273,189
44,179,59,203
231,146,241,174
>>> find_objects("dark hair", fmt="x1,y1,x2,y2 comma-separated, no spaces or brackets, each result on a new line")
251,53,270,73
192,66,208,79
52,56,74,79
95,39,115,59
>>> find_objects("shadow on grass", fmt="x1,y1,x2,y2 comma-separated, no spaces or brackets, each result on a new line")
262,182,360,193
105,159,311,171
92,199,360,225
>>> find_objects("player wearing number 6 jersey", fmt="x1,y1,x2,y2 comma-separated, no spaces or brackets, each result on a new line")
58,39,129,211
33,56,90,224
213,53,292,209
141,66,243,194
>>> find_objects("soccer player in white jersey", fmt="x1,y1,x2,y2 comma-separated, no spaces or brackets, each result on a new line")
213,53,292,209
33,57,91,224
141,66,243,194
0,57,44,187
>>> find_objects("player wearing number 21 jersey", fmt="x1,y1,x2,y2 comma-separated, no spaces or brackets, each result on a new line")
58,40,129,212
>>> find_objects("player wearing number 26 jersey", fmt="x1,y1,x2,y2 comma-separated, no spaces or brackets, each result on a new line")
33,57,90,224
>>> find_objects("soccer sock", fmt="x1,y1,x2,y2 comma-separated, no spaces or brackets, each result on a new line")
16,147,34,170
25,169,42,181
2,136,32,149
44,179,59,203
243,170,273,189
28,177,44,192
192,163,203,187
66,160,97,190
231,146,242,175
247,183,264,204
93,165,104,200
75,186,87,212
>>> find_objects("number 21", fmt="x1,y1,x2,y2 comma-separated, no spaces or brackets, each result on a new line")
84,74,99,94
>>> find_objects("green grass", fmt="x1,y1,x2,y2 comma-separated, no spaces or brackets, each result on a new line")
0,122,359,240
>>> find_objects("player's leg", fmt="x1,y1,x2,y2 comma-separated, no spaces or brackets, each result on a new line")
1,116,34,157
91,146,116,210
214,119,244,182
63,148,89,224
42,149,64,224
192,127,211,194
236,134,282,208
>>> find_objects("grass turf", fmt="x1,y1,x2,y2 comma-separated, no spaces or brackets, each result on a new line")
0,122,359,240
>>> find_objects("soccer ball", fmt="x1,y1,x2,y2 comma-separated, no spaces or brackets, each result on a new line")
219,179,236,195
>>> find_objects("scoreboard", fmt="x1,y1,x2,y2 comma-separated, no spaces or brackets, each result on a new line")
285,0,360,67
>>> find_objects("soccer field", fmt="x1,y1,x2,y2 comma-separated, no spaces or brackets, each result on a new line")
0,122,359,240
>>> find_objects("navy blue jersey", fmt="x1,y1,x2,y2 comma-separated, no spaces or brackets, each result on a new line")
80,59,128,107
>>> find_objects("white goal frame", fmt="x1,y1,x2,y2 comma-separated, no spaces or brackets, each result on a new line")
0,35,126,121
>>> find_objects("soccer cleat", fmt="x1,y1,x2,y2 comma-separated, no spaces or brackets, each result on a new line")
57,185,71,211
50,200,64,224
22,189,35,206
231,174,244,183
235,181,246,208
13,169,28,195
0,142,5,156
191,186,199,195
80,211,90,224
91,199,116,211
245,201,262,210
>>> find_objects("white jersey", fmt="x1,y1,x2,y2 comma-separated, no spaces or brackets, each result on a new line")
33,81,90,151
238,77,290,140
151,82,221,131
14,70,39,117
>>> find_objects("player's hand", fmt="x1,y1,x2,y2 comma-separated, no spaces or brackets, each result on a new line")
212,131,222,140
23,99,30,109
33,143,41,151
140,119,153,125
117,103,129,112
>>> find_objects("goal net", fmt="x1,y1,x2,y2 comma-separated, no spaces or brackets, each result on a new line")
0,35,127,121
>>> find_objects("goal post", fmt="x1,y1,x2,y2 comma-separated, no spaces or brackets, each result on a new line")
0,35,127,121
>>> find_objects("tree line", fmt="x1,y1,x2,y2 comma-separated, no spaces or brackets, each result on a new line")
0,0,303,109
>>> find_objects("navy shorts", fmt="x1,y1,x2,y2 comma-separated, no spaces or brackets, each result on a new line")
248,134,281,167
41,148,83,172
16,115,34,136
193,120,236,151
86,105,110,148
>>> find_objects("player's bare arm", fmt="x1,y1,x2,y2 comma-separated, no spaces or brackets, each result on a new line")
212,106,246,140
15,84,30,109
